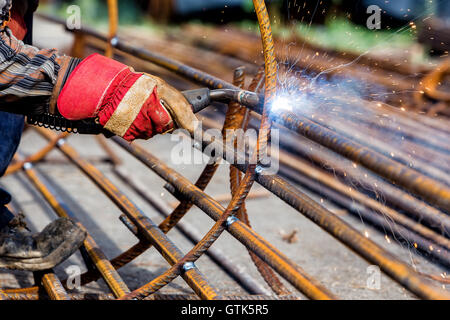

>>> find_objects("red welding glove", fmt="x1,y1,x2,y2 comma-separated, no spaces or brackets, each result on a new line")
57,54,197,141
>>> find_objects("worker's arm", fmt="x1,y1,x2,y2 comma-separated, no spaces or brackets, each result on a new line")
0,29,79,115
0,30,196,141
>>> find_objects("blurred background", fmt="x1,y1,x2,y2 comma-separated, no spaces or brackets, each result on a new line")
39,0,450,55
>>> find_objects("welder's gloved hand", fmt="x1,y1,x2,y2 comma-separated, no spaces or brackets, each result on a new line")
57,54,197,142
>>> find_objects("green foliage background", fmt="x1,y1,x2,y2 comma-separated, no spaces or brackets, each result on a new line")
39,0,420,59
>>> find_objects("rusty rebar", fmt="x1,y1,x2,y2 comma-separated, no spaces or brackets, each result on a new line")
120,1,281,300
113,165,271,295
17,155,131,298
297,110,450,186
112,137,337,300
4,132,69,176
5,11,445,301
40,273,71,300
190,128,450,299
278,165,450,268
422,59,450,102
224,67,290,296
201,114,450,266
111,135,450,299
35,127,221,300
272,127,450,236
268,110,450,213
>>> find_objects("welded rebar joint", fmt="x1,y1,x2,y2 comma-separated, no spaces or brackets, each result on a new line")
226,216,239,228
182,262,196,273
119,214,139,236
110,36,119,47
255,166,263,175
23,162,33,170
57,139,67,147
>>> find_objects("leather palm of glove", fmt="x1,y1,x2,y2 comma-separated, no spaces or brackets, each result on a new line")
58,54,197,142
0,214,86,271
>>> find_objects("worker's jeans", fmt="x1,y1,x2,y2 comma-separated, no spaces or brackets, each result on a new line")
0,111,25,229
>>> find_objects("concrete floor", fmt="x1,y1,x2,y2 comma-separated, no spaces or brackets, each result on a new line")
0,17,448,300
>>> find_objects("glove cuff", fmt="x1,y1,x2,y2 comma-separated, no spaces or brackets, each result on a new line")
57,53,174,141
58,53,129,120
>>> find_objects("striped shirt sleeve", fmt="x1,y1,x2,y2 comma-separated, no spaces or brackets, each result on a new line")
0,28,80,115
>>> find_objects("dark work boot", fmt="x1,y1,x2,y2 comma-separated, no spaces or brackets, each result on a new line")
0,214,86,271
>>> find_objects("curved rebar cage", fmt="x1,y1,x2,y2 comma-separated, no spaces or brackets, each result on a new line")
1,1,450,300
